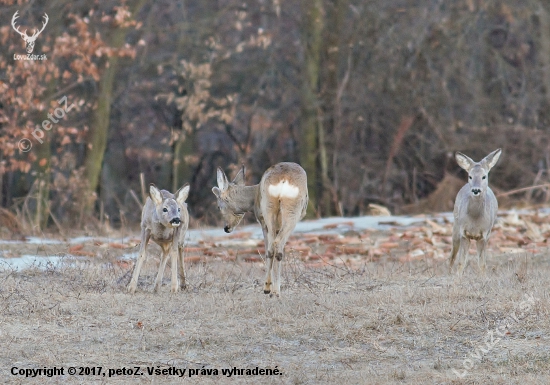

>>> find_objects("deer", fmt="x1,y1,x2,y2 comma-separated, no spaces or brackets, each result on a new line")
449,149,502,274
212,162,308,298
127,183,190,294
11,11,49,54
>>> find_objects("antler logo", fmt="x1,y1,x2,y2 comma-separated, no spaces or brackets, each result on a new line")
11,11,49,54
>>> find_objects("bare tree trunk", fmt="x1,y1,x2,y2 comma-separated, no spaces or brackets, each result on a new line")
322,0,348,216
32,146,50,231
30,82,54,230
539,3,550,111
30,6,66,231
83,44,121,216
300,0,324,217
83,0,146,217
172,130,195,192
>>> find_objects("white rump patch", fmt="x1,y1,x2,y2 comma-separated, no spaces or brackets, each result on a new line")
268,180,300,198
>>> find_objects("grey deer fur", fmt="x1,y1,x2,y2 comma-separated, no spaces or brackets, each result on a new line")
450,149,502,274
212,162,308,297
127,183,190,293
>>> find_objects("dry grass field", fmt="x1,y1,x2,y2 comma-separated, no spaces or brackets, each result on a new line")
0,214,549,384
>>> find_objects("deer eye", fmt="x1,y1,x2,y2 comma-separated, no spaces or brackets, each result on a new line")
482,176,486,179
469,176,472,180
163,208,168,212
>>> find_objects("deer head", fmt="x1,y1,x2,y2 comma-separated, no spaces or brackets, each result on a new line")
149,184,189,229
455,149,501,198
212,166,247,233
11,11,49,54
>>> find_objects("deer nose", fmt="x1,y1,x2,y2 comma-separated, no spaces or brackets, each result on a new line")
224,225,230,233
471,188,481,196
170,218,181,225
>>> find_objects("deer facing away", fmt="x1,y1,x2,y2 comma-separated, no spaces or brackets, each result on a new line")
450,149,502,274
127,184,190,293
212,162,308,297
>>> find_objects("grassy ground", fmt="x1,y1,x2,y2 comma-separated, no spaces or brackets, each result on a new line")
0,239,548,384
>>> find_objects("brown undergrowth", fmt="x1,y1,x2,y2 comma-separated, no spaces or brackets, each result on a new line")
0,234,548,384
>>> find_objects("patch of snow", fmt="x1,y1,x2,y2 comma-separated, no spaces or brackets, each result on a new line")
0,255,65,271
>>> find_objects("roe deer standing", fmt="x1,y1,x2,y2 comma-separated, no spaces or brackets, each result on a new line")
212,162,308,297
450,149,502,274
127,184,190,293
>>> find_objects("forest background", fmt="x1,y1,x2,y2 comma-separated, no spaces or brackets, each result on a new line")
1,0,550,233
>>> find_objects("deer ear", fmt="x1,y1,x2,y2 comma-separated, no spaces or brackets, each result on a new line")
216,167,229,190
175,184,190,205
481,148,502,171
233,165,245,186
212,187,221,198
455,152,475,172
149,184,163,205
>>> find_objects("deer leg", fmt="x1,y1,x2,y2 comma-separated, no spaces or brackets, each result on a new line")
127,228,151,293
271,254,283,298
457,238,470,276
178,245,186,290
264,255,274,294
449,234,460,273
170,244,179,293
263,218,276,294
476,239,488,274
270,212,298,297
153,246,171,293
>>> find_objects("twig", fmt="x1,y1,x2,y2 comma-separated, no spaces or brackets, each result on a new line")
527,169,543,203
497,183,550,198
129,189,144,209
139,173,146,204
382,115,415,192
47,204,65,236
449,300,489,330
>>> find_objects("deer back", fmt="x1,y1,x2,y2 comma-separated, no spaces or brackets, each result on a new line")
258,162,308,218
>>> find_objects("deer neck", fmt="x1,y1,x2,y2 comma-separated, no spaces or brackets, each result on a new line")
467,192,486,218
232,185,258,213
